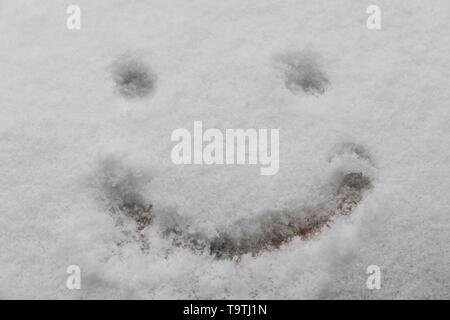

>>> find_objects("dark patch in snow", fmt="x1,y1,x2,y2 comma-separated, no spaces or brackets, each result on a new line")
97,157,153,251
275,50,329,95
112,58,156,99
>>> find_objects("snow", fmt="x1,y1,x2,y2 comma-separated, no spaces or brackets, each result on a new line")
0,0,449,299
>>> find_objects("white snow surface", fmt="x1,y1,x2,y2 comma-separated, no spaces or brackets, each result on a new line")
0,0,449,299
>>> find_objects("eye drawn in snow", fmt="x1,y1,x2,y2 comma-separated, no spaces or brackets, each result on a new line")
111,56,157,99
96,143,375,259
275,50,329,95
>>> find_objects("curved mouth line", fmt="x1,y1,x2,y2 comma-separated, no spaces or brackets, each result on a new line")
168,172,372,259
99,143,375,260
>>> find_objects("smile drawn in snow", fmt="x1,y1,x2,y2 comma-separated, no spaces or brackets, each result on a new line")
97,142,375,259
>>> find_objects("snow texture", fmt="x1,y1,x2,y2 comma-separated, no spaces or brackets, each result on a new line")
0,0,449,299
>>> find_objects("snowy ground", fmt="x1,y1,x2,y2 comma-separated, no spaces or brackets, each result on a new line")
0,0,449,299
